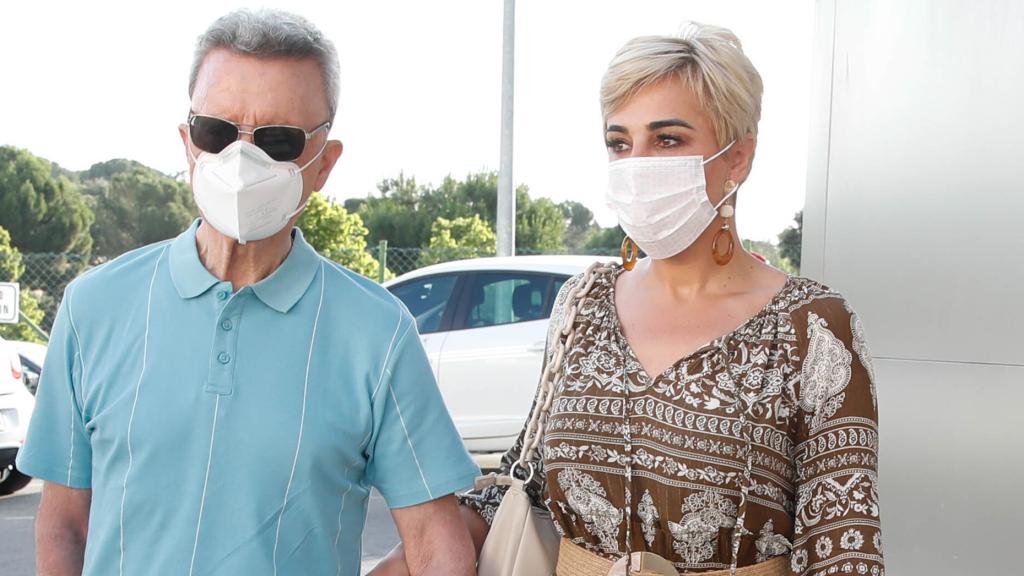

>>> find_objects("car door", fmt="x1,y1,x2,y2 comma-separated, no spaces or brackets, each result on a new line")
437,271,565,452
387,273,464,380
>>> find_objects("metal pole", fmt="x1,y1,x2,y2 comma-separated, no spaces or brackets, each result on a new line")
19,310,49,342
496,0,516,257
377,240,388,283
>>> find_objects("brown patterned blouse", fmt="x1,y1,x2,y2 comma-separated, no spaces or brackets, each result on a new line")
460,266,884,576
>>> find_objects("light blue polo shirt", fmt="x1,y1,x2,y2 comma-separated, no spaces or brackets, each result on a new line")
18,219,478,576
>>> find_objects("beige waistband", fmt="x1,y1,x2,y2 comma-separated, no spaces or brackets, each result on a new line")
555,538,789,576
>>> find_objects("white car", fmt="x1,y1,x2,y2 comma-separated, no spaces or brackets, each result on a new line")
12,340,47,395
0,335,36,495
385,255,613,453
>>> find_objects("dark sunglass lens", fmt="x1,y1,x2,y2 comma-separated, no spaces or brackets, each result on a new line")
190,116,238,154
254,126,306,161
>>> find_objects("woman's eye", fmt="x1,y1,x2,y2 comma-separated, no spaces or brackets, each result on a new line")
605,139,630,153
656,134,683,148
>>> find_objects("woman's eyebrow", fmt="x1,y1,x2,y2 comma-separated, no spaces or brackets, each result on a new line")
648,118,694,130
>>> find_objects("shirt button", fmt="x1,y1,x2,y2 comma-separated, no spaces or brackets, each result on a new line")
217,290,229,301
221,319,233,331
217,352,231,364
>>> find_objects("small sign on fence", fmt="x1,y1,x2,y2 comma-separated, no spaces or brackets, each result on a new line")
0,282,20,324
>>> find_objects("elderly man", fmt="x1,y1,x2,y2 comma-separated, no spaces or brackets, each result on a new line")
17,9,478,576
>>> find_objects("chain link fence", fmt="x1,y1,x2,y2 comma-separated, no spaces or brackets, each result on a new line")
376,244,619,279
4,253,93,336
4,244,621,339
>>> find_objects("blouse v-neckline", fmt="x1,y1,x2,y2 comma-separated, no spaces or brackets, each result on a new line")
606,266,795,387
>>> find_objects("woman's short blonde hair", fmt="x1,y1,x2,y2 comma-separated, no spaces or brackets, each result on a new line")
600,22,763,147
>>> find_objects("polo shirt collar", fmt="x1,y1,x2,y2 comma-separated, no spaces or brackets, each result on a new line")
170,219,321,314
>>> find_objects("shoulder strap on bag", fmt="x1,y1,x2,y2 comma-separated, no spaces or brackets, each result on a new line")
514,262,612,473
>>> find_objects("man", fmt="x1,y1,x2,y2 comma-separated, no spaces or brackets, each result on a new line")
17,9,478,576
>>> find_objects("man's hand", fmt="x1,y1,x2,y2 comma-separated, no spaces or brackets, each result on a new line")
369,495,477,576
36,481,91,576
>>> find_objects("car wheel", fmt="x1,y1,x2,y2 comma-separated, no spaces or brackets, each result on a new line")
0,465,32,496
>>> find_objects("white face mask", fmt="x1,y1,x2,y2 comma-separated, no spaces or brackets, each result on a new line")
189,140,324,244
605,141,736,260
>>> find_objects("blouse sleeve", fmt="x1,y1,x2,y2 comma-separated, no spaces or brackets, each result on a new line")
457,272,584,524
790,296,885,576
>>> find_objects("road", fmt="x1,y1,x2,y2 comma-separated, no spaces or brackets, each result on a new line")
0,480,400,575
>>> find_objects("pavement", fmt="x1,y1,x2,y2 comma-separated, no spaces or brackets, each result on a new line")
0,480,400,576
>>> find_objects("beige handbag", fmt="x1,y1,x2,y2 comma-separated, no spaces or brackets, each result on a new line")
475,469,560,576
475,263,606,576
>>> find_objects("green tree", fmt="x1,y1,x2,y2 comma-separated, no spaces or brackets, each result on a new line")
0,146,94,256
559,201,596,251
742,239,797,274
348,172,434,248
297,192,386,279
516,196,566,252
0,226,24,282
777,210,802,272
82,160,197,257
349,171,569,255
419,215,496,266
584,225,626,253
0,226,46,343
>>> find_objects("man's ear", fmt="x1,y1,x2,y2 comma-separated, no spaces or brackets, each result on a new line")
179,124,195,171
313,140,343,191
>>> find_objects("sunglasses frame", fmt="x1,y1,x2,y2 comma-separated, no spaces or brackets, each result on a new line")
187,111,332,162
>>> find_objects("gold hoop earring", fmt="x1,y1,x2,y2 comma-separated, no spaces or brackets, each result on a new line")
712,181,737,266
620,236,639,271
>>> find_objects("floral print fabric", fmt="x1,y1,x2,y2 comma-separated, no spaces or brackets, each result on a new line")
460,266,884,575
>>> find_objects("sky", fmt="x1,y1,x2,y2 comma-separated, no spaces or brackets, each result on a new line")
1,0,814,243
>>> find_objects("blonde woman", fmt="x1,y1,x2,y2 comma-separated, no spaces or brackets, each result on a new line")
375,23,884,576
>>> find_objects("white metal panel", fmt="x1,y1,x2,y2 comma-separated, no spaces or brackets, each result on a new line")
874,358,1023,572
800,0,835,280
805,0,1024,366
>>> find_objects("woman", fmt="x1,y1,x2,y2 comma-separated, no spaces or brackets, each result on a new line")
375,22,883,576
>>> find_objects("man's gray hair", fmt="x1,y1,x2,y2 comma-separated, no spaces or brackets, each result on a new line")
189,8,340,120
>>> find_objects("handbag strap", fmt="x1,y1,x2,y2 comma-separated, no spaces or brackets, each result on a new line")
515,262,611,472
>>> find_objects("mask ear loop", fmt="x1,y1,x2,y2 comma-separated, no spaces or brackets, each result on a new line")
283,138,332,222
700,139,735,166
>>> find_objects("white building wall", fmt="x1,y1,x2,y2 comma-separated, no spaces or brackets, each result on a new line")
802,1,1024,572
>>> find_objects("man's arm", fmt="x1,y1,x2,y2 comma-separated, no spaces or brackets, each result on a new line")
369,495,477,576
36,482,91,576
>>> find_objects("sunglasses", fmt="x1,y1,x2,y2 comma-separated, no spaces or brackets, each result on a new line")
188,112,331,162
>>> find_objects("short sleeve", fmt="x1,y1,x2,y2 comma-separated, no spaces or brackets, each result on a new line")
791,297,884,575
16,290,92,489
365,315,479,509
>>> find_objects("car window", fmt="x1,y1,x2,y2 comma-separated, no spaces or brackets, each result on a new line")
464,273,552,329
546,276,569,316
389,275,459,334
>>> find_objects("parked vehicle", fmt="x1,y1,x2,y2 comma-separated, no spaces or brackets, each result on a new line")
12,340,46,395
0,336,35,495
385,255,613,453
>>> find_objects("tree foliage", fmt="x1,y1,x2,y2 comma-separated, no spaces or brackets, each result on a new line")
419,215,496,266
348,170,571,253
742,239,797,275
0,226,46,343
297,192,386,279
777,210,803,271
584,224,626,253
81,160,197,257
0,226,24,282
0,146,94,256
